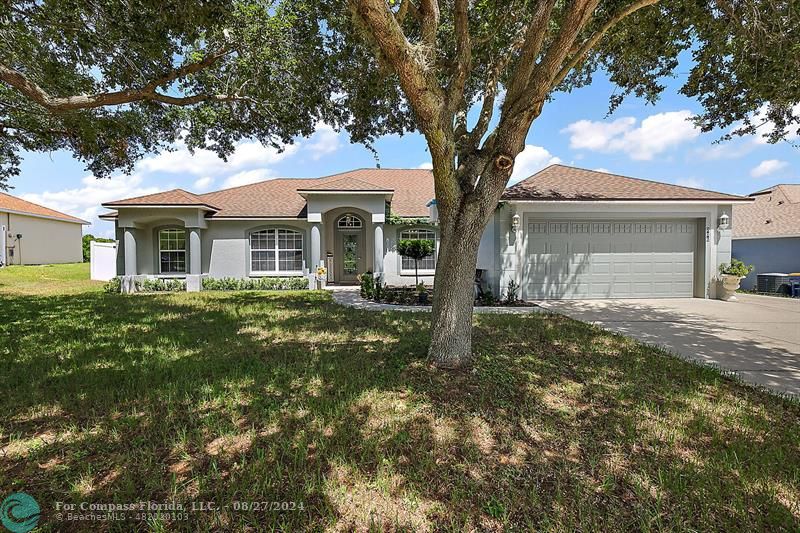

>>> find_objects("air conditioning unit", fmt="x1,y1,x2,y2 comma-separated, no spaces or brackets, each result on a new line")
757,273,790,293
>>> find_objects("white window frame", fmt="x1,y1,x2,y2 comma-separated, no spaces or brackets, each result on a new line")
158,228,186,274
249,228,304,276
337,214,363,229
399,227,437,276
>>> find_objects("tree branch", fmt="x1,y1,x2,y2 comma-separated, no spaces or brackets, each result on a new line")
349,0,444,127
446,0,471,114
419,0,441,47
504,0,557,106
0,48,233,112
552,0,661,87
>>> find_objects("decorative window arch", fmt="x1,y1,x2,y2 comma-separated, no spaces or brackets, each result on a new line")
337,214,363,230
158,227,186,274
399,227,437,272
249,228,304,274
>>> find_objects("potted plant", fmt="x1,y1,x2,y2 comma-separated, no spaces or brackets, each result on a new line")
718,259,754,301
315,265,327,290
397,238,435,287
416,282,429,304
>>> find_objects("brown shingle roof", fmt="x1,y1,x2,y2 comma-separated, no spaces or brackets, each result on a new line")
734,184,800,238
103,189,219,210
200,168,432,218
298,176,393,192
503,165,751,202
0,192,88,224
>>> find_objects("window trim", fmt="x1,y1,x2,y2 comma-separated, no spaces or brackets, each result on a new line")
398,226,438,276
157,227,187,275
247,226,305,276
336,213,363,231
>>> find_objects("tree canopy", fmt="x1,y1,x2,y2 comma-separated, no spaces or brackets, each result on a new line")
1,0,797,190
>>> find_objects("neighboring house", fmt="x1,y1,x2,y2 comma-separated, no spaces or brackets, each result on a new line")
1,192,88,266
732,184,800,290
100,165,750,299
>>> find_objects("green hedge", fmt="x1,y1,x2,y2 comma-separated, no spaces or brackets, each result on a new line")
202,277,309,291
142,278,186,292
104,277,185,293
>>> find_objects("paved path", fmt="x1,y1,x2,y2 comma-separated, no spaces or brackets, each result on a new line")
540,294,800,397
327,286,545,314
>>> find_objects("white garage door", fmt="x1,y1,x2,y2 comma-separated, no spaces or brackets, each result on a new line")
523,220,696,299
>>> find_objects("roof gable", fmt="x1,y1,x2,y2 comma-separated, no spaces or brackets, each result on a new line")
299,176,393,192
503,165,749,202
103,189,219,210
734,183,800,238
0,192,88,224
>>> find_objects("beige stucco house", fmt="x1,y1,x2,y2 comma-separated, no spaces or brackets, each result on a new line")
100,165,751,299
0,192,88,266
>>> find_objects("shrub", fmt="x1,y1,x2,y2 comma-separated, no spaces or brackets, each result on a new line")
504,279,520,304
141,278,186,292
201,277,309,291
359,271,375,299
719,259,754,278
103,276,122,294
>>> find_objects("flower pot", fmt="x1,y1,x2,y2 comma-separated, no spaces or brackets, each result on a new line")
418,292,429,305
719,274,742,301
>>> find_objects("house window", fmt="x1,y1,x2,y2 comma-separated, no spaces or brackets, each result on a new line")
159,228,186,274
250,228,303,274
337,214,362,229
399,228,436,271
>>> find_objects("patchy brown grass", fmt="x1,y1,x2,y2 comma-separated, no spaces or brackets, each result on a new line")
0,264,798,530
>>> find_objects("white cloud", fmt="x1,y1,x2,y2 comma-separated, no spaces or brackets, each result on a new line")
306,123,341,160
138,139,298,177
20,174,161,237
193,176,214,191
675,177,704,189
593,167,610,173
417,161,433,170
222,169,274,189
509,145,562,184
750,159,789,178
562,110,700,160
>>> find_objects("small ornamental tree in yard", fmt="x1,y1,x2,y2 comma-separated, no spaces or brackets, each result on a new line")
1,0,799,368
397,238,435,286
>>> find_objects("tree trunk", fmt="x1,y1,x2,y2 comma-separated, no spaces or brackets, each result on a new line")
428,202,485,368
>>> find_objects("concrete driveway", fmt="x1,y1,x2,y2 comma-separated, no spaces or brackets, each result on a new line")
539,294,800,397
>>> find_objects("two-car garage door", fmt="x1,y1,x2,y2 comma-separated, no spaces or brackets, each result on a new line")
523,219,697,299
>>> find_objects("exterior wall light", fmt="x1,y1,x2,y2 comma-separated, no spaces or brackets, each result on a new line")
718,211,730,230
511,213,520,230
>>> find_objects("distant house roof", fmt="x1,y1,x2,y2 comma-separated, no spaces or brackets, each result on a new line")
503,165,751,202
734,184,800,239
103,168,434,218
0,191,89,224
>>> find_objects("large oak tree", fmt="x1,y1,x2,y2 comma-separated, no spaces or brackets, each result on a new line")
2,0,798,367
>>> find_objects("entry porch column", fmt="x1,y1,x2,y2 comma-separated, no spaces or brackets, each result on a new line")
186,227,202,292
372,214,385,280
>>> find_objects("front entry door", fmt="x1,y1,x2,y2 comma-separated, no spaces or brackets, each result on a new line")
341,233,361,282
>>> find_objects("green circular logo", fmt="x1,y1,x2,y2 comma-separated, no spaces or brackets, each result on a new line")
1,493,40,533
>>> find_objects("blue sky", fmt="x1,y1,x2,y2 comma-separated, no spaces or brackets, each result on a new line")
9,65,799,237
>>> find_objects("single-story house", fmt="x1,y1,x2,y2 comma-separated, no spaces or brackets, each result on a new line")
1,192,88,266
100,165,751,299
732,184,800,290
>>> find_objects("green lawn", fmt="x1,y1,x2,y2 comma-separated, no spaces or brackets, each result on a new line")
0,265,798,531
